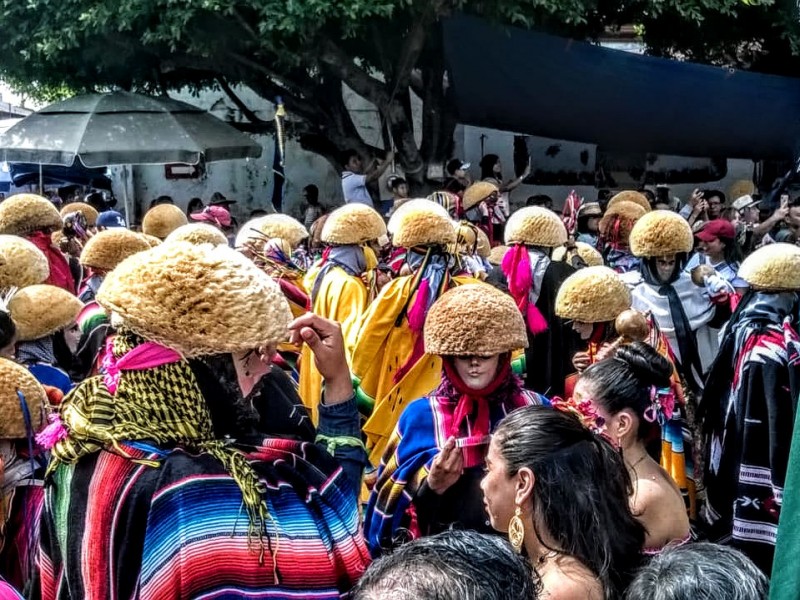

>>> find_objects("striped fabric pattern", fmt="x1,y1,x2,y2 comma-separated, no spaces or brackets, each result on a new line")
39,440,370,599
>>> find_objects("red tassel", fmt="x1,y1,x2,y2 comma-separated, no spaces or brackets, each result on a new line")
407,278,430,333
526,304,549,335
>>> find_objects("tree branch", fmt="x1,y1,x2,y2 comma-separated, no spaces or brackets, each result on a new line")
216,77,266,123
318,38,388,107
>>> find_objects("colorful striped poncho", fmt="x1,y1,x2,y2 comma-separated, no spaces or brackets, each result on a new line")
701,292,800,574
364,368,546,555
38,438,371,599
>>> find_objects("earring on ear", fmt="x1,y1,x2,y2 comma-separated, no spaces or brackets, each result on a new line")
508,505,525,553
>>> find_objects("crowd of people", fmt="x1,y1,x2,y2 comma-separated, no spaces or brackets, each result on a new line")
0,163,796,599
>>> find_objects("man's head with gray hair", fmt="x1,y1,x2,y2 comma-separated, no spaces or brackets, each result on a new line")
625,543,768,600
351,529,538,600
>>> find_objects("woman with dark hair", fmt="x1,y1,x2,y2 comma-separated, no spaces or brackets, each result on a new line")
186,197,204,217
482,405,645,599
575,343,692,551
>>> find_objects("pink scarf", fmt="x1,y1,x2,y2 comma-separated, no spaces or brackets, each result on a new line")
102,338,183,394
27,231,75,293
501,243,548,335
439,359,525,468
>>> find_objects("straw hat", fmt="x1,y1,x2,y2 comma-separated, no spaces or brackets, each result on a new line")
96,241,293,358
551,241,604,267
555,266,631,323
389,200,455,248
488,245,509,266
607,191,651,213
462,182,498,211
0,194,63,236
79,229,151,271
165,223,228,246
0,358,47,439
9,285,83,341
141,204,189,240
424,284,527,357
629,210,694,257
60,202,99,226
578,202,603,218
0,235,50,290
504,207,568,248
728,179,755,203
738,243,800,291
321,204,387,245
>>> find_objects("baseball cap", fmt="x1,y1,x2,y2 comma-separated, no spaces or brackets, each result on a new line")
96,210,127,229
190,205,232,228
731,194,761,211
578,202,602,218
696,219,736,242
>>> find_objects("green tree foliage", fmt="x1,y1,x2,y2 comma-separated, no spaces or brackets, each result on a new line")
0,0,796,183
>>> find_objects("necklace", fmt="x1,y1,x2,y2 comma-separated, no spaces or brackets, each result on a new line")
537,550,559,566
627,452,649,472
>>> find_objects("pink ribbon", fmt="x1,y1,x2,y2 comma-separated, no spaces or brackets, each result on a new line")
102,339,183,394
643,386,676,424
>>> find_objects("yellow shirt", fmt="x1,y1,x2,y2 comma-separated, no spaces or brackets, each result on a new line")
299,266,368,423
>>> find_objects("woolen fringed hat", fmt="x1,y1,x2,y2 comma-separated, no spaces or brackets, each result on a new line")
728,179,755,203
0,235,49,290
551,241,604,267
607,190,651,213
9,284,83,341
321,203,387,245
60,202,99,227
141,204,188,240
598,200,647,248
165,223,228,246
388,199,455,248
488,245,509,266
96,241,293,357
0,194,63,236
504,206,568,248
555,266,631,323
80,229,151,271
475,227,491,258
254,214,309,249
739,243,800,291
629,210,694,258
140,233,162,247
462,181,499,211
424,284,527,357
0,358,47,439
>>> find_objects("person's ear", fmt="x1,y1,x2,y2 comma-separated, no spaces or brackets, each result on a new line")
514,467,535,508
615,410,636,441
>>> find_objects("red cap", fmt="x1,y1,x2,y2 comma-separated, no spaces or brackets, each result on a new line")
190,205,231,228
695,219,735,242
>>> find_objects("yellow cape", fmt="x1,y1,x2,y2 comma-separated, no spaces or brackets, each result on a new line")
299,266,368,423
355,275,483,464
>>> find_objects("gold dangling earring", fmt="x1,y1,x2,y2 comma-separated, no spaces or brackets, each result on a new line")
508,505,525,553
